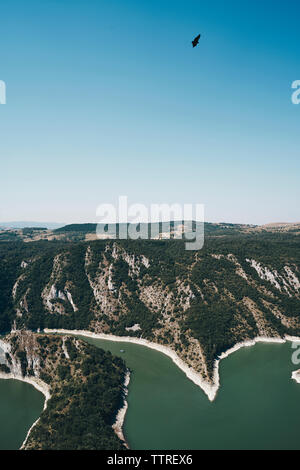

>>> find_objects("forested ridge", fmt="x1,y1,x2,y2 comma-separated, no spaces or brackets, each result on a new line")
0,231,300,380
0,331,127,450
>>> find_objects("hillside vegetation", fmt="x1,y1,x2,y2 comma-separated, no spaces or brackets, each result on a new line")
0,232,300,381
0,330,127,450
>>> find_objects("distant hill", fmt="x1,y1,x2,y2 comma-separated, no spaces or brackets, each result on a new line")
262,222,300,229
55,223,98,233
2,221,299,244
256,222,300,233
0,221,65,230
54,221,256,236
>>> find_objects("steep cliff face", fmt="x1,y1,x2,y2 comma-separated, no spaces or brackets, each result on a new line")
0,330,127,450
0,330,42,378
1,236,300,380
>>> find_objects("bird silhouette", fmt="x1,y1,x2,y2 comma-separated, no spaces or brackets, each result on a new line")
192,34,201,48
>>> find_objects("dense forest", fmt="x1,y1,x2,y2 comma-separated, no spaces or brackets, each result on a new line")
1,331,127,450
0,230,300,379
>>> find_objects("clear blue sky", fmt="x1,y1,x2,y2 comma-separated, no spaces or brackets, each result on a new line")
0,0,299,225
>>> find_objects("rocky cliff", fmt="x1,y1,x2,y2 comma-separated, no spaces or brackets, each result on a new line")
1,234,300,382
0,330,127,450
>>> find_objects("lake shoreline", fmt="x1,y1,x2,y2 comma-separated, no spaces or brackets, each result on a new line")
43,329,300,402
44,328,219,401
0,335,131,449
1,330,300,450
292,369,300,384
0,372,51,449
112,369,131,447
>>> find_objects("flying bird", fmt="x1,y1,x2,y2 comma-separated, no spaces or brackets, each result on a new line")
192,34,201,48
